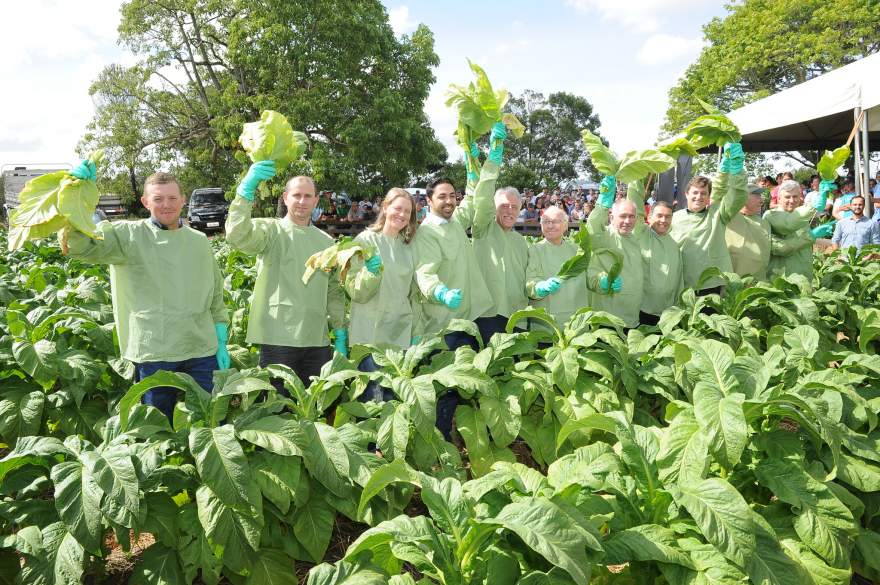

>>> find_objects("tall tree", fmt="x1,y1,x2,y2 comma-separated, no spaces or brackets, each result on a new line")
663,0,880,165
79,0,446,203
503,90,604,186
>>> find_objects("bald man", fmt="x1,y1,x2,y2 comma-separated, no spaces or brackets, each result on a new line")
226,165,346,390
586,193,645,328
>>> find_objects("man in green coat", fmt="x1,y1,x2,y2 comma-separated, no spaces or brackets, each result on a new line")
669,143,749,294
226,164,347,391
525,205,587,331
586,179,644,329
473,183,529,343
412,122,506,439
67,170,228,420
764,179,833,283
725,185,771,280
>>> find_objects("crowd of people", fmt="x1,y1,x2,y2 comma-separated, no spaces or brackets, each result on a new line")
59,130,878,441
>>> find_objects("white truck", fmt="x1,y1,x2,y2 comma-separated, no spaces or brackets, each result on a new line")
2,164,127,221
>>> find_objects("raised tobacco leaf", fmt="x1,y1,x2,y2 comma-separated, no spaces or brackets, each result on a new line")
302,237,377,285
239,110,308,200
581,129,619,176
657,136,699,160
816,146,851,181
8,150,104,251
685,113,741,149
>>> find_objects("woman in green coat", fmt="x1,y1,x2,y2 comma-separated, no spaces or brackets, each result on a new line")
344,187,421,402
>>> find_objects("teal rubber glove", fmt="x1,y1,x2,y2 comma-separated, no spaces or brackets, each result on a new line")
69,159,97,182
410,335,422,345
236,160,276,201
535,277,562,298
364,254,382,275
332,328,348,358
469,142,480,159
433,284,463,309
720,142,745,175
599,274,622,293
810,222,835,240
215,323,231,370
488,121,507,165
464,142,480,184
816,179,836,211
598,175,616,208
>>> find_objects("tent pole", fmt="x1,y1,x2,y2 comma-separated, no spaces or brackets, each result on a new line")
862,109,872,213
854,108,863,198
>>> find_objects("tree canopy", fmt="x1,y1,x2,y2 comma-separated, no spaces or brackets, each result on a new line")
78,0,446,203
664,0,880,137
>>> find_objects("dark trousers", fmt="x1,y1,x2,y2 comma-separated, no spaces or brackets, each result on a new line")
357,354,393,403
475,315,509,345
435,330,481,440
136,355,216,421
639,311,660,327
259,344,332,395
697,285,723,297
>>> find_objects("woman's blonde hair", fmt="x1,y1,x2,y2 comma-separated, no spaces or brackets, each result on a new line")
368,187,418,243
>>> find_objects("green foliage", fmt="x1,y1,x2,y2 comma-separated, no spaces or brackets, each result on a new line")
239,110,308,199
817,146,852,180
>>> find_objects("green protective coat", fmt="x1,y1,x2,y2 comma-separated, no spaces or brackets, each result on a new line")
344,229,422,347
413,161,498,335
669,171,748,290
66,221,227,363
585,203,644,328
764,206,817,282
225,197,346,347
525,238,588,331
474,220,529,318
627,181,683,318
725,212,771,280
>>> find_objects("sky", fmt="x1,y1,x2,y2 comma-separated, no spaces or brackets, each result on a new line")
0,0,728,174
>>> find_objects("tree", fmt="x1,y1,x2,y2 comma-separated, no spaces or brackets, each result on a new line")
663,0,880,166
79,0,446,204
503,90,603,186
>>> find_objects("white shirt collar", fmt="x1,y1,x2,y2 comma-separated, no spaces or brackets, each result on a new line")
424,212,449,226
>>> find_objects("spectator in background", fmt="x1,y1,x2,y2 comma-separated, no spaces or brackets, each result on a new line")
519,203,539,223
760,175,778,208
570,200,592,221
832,179,857,220
830,195,880,252
347,201,366,221
415,198,428,222
874,171,880,198
803,175,831,215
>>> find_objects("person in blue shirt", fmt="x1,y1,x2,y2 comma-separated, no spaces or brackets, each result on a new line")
832,179,857,220
830,195,880,252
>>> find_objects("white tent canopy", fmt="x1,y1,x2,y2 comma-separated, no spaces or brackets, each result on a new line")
728,52,880,152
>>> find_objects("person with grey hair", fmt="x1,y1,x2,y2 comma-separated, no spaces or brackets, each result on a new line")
473,185,530,342
764,178,833,283
226,165,347,391
725,184,771,280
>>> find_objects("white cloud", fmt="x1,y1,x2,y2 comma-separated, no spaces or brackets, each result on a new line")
635,34,703,65
388,5,417,36
564,0,705,33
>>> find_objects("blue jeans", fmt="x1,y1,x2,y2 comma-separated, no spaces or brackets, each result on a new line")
357,354,394,403
136,355,216,421
435,330,480,440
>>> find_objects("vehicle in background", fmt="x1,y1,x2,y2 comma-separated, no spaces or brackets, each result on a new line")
187,187,229,233
97,194,127,219
92,209,108,224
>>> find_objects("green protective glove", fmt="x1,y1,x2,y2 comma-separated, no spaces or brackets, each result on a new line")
816,179,836,211
410,335,422,346
364,254,382,275
598,175,616,208
433,284,462,309
720,142,745,175
215,323,231,370
236,160,276,201
599,274,622,293
332,328,348,358
487,121,507,165
464,142,479,184
69,159,97,182
810,222,835,240
535,277,562,298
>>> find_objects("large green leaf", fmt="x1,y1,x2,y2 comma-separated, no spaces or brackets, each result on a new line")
615,149,675,184
603,523,695,568
239,110,308,170
0,436,69,481
51,460,104,555
685,113,741,148
129,544,186,585
816,146,850,181
297,420,351,498
357,458,418,518
292,490,336,563
195,484,262,574
83,444,140,528
455,404,495,477
15,522,86,585
581,130,619,175
747,512,811,585
12,339,58,388
247,548,297,585
306,560,387,585
0,382,45,443
236,415,304,456
189,425,258,509
251,451,301,515
487,497,596,585
8,171,67,228
674,478,756,568
392,376,436,436
755,457,857,568
547,442,619,492
57,176,101,238
656,409,710,484
693,385,748,469
118,370,195,429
